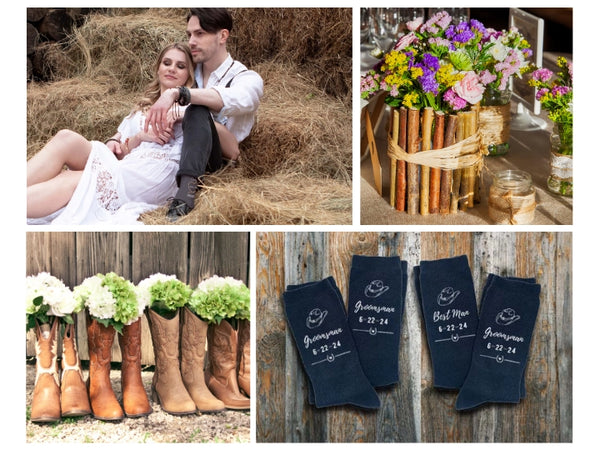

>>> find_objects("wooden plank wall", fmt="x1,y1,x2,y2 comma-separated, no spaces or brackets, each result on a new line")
256,231,572,443
26,231,249,365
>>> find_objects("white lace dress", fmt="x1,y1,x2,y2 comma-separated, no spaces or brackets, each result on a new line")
28,109,184,225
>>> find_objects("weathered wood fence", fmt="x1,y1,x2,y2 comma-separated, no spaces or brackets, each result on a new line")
26,231,249,365
256,232,572,443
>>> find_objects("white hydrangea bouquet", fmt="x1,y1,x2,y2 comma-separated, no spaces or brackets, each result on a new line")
26,272,84,331
188,275,250,325
136,273,192,318
74,272,145,333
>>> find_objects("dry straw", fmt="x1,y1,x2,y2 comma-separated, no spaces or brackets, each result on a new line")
27,8,352,225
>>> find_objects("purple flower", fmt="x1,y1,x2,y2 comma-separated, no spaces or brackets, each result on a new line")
552,85,571,96
531,68,554,83
443,89,467,110
535,87,549,100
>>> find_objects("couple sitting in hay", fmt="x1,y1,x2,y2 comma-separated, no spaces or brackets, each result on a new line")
27,8,263,225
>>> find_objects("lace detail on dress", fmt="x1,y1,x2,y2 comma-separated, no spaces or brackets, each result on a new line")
91,156,120,212
128,149,179,164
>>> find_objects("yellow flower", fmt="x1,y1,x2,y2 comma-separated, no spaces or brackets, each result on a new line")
402,92,419,108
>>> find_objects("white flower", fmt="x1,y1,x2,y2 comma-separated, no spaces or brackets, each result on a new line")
196,275,244,293
490,38,509,62
74,275,117,320
26,272,80,317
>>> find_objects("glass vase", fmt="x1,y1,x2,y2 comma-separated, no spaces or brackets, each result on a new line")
547,121,573,197
480,87,512,156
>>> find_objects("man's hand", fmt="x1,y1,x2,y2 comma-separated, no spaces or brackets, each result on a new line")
145,88,179,136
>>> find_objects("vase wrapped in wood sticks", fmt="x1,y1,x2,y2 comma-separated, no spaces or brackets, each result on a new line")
387,107,483,215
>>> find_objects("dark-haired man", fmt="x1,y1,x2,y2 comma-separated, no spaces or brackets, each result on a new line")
146,8,263,221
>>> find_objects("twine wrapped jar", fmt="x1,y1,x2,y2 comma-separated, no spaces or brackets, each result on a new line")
547,120,573,197
488,170,536,224
479,87,512,156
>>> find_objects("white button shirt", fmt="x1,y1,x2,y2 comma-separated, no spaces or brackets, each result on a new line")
195,54,264,143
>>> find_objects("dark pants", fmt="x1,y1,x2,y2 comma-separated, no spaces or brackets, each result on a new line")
176,105,223,186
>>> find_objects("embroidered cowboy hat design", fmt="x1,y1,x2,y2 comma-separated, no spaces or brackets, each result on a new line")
495,308,520,326
437,286,461,306
364,280,389,298
306,308,328,329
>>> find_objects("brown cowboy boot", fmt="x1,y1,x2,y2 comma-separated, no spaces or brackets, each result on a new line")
86,315,124,421
236,319,251,398
30,318,61,423
180,307,225,413
118,318,152,418
205,320,250,410
146,309,196,415
60,320,91,417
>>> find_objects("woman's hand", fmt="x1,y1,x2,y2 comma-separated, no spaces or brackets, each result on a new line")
137,127,174,145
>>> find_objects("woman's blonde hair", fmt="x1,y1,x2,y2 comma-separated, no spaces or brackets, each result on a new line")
136,42,196,112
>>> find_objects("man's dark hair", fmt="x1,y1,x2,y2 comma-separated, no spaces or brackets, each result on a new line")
188,8,233,33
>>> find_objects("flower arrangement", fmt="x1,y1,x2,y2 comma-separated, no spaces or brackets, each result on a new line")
361,10,532,113
136,273,192,318
188,275,250,325
26,272,83,331
529,56,573,154
74,272,144,333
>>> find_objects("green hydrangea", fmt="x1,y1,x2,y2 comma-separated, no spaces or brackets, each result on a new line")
189,275,250,324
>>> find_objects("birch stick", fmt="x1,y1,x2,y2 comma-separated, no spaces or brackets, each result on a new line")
395,106,408,211
459,111,478,210
450,112,465,213
429,111,445,214
420,108,434,215
440,114,458,214
389,109,399,207
407,107,420,215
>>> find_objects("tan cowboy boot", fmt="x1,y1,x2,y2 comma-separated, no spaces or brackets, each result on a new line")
180,307,225,413
86,315,124,421
236,319,251,398
60,320,91,417
118,318,152,418
30,318,61,423
205,320,250,410
146,309,196,415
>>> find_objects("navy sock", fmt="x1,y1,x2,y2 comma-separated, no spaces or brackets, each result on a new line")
346,255,408,387
480,275,537,399
283,277,380,409
285,279,346,405
455,274,540,411
415,255,479,389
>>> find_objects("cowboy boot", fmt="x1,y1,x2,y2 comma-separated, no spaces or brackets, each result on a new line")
236,319,251,398
205,320,250,410
30,318,61,422
60,319,91,417
118,318,152,418
180,307,225,413
86,314,124,421
146,309,196,415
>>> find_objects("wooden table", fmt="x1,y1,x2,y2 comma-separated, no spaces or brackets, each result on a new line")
256,231,572,442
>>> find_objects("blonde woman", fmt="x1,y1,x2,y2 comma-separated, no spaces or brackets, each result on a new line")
27,42,195,224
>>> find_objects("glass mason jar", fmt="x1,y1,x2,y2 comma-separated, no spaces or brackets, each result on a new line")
480,87,512,156
547,120,573,196
488,170,536,224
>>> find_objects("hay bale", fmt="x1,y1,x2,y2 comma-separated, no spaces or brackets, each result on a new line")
42,9,187,90
27,77,136,158
141,171,351,225
240,61,351,183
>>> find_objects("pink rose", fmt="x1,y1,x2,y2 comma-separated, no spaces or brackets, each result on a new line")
453,71,485,104
393,31,419,51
